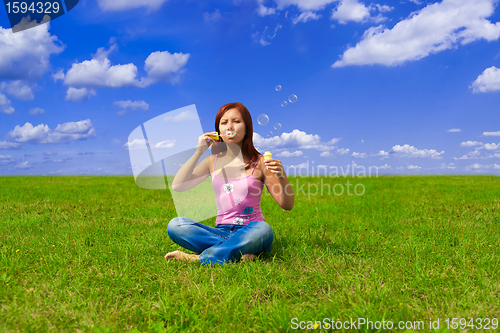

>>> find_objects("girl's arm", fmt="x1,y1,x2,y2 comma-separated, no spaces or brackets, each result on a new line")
262,156,294,210
171,132,217,192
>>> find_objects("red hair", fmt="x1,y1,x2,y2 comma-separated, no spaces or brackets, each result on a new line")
212,102,261,167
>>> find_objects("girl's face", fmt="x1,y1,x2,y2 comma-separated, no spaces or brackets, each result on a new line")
219,108,246,144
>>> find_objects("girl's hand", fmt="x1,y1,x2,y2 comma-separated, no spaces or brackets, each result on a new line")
197,132,217,154
264,158,285,178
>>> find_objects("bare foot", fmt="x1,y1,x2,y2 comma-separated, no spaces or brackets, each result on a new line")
241,254,257,261
164,250,200,262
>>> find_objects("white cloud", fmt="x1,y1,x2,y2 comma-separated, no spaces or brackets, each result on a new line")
0,141,20,149
466,163,482,170
274,0,336,12
93,44,116,60
204,9,222,22
0,23,64,81
65,87,96,103
333,0,500,67
141,51,190,86
96,0,169,12
251,32,270,46
465,163,499,171
257,0,276,16
254,129,340,151
374,4,393,12
54,120,93,134
64,45,140,88
372,150,390,158
407,164,421,170
331,0,387,25
483,142,500,150
29,107,45,116
277,150,304,157
484,152,500,159
251,24,282,46
439,162,456,169
470,66,500,93
163,109,199,122
16,161,30,169
293,11,321,24
154,140,176,149
123,139,149,150
460,141,483,147
455,143,499,160
7,120,96,144
0,81,34,100
377,163,391,169
387,144,444,159
482,131,500,136
351,151,368,158
455,148,481,160
0,93,14,114
447,128,461,132
114,100,149,115
319,151,334,157
336,148,350,155
51,122,96,143
63,46,189,91
52,69,65,82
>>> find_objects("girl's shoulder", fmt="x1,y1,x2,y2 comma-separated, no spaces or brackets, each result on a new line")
255,154,264,165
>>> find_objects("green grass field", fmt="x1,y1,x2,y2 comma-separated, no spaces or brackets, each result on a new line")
1,175,499,332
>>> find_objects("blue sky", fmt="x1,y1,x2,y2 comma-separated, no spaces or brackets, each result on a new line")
1,0,500,176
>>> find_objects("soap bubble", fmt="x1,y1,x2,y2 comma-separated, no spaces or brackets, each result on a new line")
257,114,269,126
281,101,287,107
267,131,273,137
274,123,281,130
289,94,298,103
275,85,282,91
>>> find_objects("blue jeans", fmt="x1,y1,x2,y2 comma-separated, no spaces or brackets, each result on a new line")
167,217,274,265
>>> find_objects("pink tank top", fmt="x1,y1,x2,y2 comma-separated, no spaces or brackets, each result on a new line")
211,154,265,225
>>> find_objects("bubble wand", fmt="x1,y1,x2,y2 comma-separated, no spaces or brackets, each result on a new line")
208,132,237,140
